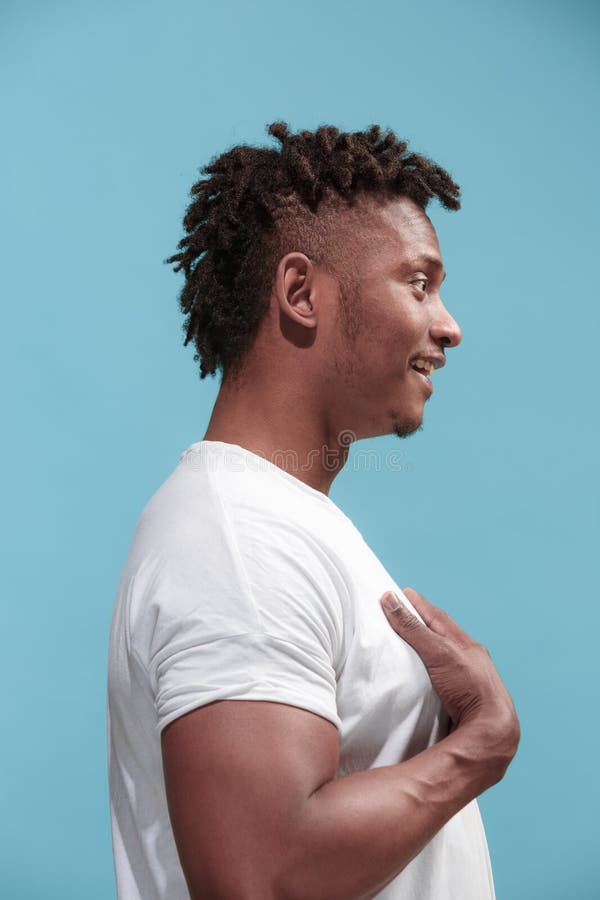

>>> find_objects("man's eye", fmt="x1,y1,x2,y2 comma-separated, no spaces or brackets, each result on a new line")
413,278,428,292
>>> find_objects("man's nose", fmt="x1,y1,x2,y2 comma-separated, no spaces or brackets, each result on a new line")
430,305,462,348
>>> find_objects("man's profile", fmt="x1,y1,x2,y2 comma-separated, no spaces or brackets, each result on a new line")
107,121,520,899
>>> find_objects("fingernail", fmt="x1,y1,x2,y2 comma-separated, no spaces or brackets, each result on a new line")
381,592,401,612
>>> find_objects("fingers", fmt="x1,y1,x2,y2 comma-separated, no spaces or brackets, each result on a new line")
380,591,421,627
401,587,476,647
401,587,452,636
379,591,442,659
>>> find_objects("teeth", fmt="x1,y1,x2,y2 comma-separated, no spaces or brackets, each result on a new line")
412,358,434,375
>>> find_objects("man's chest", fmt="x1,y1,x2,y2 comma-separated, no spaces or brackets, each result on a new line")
330,537,448,776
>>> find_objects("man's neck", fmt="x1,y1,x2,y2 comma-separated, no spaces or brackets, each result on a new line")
202,377,348,496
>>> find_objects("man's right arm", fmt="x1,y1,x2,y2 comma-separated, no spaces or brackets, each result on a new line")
161,588,520,900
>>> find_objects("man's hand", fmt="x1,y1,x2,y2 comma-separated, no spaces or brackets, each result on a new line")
380,587,521,773
161,589,521,900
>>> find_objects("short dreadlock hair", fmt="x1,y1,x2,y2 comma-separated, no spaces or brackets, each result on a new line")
165,122,460,382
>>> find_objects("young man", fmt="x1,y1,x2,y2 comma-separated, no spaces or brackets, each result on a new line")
107,122,520,900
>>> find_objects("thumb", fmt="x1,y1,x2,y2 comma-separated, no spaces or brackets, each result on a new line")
380,591,421,626
380,589,450,674
380,591,433,659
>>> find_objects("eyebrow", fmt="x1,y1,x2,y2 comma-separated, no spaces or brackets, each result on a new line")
409,255,446,281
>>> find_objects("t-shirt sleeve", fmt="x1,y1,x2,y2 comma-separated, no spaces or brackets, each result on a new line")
132,492,348,736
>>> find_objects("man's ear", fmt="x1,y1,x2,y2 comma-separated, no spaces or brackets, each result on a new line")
274,252,318,329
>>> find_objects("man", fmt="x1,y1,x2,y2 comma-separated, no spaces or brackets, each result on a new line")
107,122,520,900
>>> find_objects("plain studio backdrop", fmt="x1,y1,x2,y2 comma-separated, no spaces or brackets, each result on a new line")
2,0,598,897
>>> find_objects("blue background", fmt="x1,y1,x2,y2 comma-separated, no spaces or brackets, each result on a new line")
3,1,598,897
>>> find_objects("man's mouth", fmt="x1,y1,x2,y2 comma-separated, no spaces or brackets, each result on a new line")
410,358,435,377
409,357,436,396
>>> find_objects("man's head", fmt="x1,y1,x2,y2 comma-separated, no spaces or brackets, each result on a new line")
167,122,462,441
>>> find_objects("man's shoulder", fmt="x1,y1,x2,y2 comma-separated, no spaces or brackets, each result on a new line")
113,450,352,675
119,448,349,613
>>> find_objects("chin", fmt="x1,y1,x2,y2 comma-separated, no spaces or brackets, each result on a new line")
391,414,424,439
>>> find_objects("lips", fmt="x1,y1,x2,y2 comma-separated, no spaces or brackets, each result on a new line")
409,353,446,374
411,366,434,395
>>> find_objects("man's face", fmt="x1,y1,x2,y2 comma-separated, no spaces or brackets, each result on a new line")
328,195,462,441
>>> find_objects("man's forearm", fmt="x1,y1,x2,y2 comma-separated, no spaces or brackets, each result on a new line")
276,722,511,900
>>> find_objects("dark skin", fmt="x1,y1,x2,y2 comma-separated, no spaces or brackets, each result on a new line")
162,196,520,900
202,196,461,493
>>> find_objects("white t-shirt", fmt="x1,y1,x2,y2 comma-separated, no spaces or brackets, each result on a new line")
107,440,496,900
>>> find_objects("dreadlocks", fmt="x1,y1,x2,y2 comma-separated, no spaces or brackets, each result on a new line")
165,122,460,381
